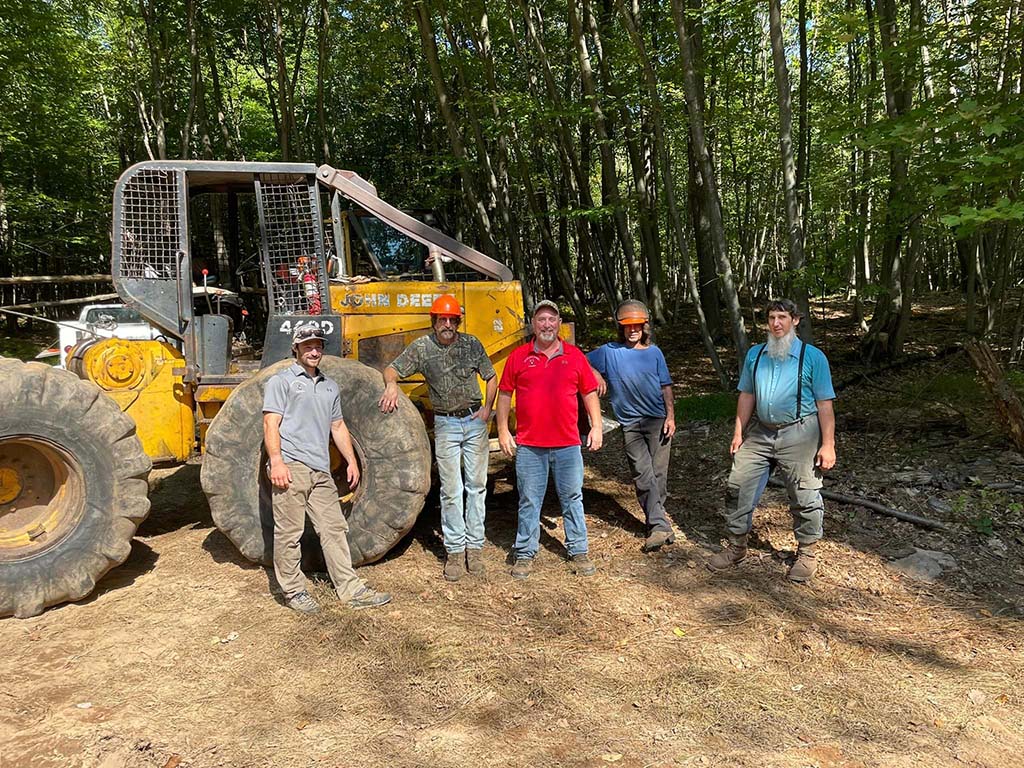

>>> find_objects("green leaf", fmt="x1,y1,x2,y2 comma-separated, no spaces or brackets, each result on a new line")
982,118,1007,137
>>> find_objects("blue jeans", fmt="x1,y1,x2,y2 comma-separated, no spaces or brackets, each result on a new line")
434,414,490,553
513,445,589,559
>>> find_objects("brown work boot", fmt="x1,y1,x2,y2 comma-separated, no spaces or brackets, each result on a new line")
707,534,748,572
569,553,597,576
466,548,485,576
444,551,466,582
511,558,533,580
788,542,818,583
642,529,675,552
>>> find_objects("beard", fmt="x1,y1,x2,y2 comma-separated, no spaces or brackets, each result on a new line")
536,329,558,343
766,328,797,361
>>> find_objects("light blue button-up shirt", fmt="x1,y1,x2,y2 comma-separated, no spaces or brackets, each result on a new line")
737,339,835,423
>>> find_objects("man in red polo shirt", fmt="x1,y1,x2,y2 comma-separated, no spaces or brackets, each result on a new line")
496,299,603,579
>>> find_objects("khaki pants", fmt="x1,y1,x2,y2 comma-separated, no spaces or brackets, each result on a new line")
724,417,824,544
272,462,364,601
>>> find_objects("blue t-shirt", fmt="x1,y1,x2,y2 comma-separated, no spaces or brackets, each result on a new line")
586,343,672,425
737,338,836,423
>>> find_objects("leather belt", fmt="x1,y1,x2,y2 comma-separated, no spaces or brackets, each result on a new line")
434,404,481,418
761,417,806,430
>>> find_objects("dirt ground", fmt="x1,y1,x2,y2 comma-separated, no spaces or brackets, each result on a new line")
2,298,1024,768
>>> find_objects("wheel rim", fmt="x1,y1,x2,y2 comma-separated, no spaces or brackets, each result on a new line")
0,436,86,561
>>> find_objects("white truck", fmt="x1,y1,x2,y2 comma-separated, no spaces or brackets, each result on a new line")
35,287,243,367
56,303,166,367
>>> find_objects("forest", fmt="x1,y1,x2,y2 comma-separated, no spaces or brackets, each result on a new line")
3,3,1024,767
1,0,1021,375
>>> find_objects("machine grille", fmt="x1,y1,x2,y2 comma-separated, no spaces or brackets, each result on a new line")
116,169,182,281
257,176,325,315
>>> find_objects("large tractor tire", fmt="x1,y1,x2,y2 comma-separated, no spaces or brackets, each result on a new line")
201,356,432,566
0,358,152,618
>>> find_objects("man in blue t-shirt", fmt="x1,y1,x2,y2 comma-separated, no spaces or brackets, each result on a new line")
708,299,836,582
588,300,677,552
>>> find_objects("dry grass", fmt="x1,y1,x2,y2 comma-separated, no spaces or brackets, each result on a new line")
2,298,1024,767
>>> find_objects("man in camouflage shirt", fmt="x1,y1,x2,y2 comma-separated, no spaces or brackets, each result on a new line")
378,294,498,582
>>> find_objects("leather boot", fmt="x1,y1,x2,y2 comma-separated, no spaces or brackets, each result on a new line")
465,548,485,576
788,542,818,582
706,534,748,572
642,529,675,552
444,551,466,582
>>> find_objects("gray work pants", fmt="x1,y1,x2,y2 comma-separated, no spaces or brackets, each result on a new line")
622,417,673,534
724,417,824,544
272,462,365,601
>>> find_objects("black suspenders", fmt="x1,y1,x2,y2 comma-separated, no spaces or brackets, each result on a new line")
750,342,808,420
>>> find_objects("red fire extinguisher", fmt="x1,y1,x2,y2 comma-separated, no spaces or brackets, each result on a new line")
298,257,322,315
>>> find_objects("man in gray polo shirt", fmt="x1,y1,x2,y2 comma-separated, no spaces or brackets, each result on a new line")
378,294,497,583
263,323,391,613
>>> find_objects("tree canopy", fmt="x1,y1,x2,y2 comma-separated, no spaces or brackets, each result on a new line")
1,0,1021,367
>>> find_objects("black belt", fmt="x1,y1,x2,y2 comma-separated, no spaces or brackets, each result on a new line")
434,404,481,418
760,416,808,430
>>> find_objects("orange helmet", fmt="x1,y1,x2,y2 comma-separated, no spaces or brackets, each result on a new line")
616,300,649,325
430,294,462,318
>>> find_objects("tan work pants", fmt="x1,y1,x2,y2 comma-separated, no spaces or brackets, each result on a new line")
272,462,364,601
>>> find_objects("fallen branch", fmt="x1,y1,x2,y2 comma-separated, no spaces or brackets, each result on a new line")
0,274,111,285
835,345,963,392
0,292,120,311
766,477,954,532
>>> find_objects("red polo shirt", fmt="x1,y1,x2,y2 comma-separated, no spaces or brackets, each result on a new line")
499,340,598,448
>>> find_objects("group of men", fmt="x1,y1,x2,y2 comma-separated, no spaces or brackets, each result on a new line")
262,295,836,614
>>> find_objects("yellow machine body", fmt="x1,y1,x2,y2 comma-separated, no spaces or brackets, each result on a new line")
329,280,526,417
67,280,528,461
68,338,194,463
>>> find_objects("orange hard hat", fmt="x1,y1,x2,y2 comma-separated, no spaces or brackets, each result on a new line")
430,294,462,317
616,300,649,325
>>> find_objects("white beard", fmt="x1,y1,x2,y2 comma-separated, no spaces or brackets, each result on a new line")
766,328,797,361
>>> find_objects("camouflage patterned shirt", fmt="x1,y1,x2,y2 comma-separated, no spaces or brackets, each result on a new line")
389,332,496,412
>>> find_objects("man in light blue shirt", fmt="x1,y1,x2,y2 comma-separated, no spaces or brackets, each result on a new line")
708,299,836,582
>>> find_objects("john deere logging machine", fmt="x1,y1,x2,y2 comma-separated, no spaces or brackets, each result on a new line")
0,161,526,618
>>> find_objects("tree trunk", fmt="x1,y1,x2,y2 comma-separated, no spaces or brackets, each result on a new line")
768,0,814,342
688,139,722,338
471,5,543,310
863,0,918,359
437,2,528,298
316,0,331,162
138,0,167,159
613,0,727,386
180,0,199,159
204,26,238,159
584,0,665,320
670,0,749,356
966,340,1024,451
797,0,810,214
413,0,498,257
514,0,618,311
568,0,644,304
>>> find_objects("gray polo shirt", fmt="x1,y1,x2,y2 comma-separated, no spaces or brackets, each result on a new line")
262,363,342,473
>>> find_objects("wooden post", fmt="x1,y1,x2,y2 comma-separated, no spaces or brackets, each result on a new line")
966,339,1024,451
